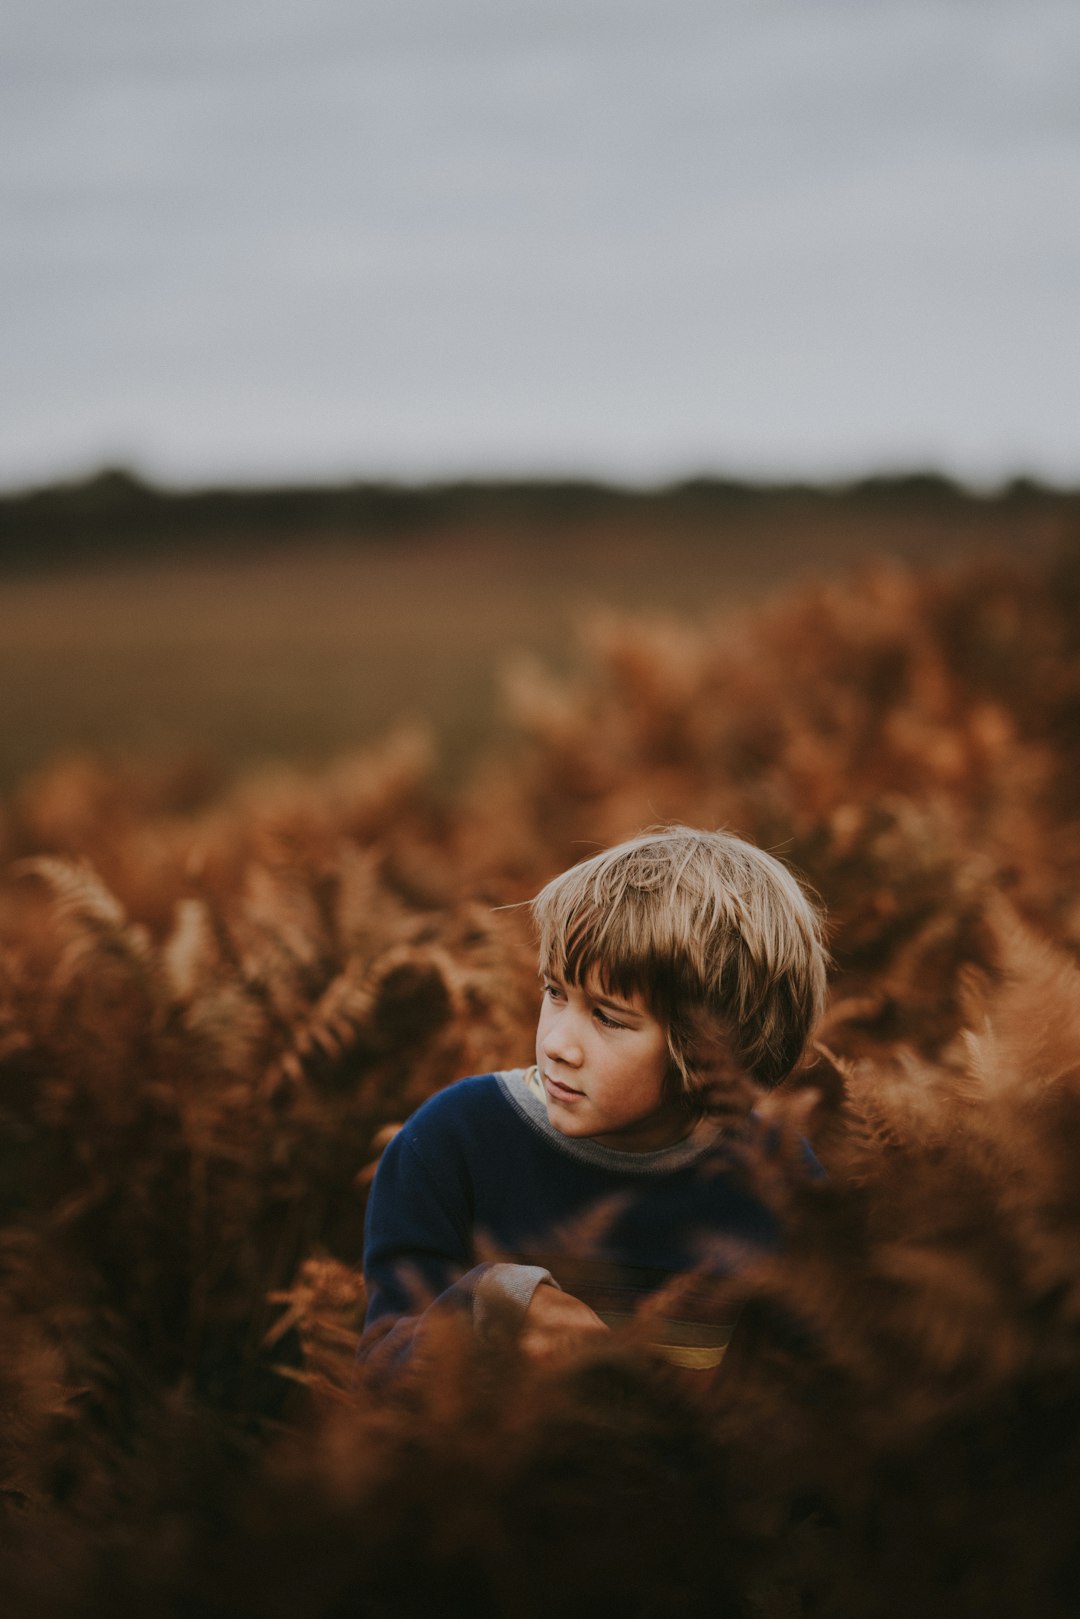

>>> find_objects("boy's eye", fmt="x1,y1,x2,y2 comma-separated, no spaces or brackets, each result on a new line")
594,1008,625,1030
543,982,565,1002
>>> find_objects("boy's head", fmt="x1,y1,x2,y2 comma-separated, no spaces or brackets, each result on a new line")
530,826,827,1097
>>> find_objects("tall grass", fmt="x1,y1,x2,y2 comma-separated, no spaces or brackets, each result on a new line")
2,544,1080,1614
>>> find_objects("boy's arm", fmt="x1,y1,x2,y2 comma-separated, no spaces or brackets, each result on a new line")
359,1120,558,1375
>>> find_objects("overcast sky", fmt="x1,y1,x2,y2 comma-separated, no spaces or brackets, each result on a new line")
3,0,1079,489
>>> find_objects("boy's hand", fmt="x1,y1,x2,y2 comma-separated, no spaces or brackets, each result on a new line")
519,1283,609,1362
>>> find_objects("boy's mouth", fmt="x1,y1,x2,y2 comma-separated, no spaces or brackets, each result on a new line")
543,1072,584,1103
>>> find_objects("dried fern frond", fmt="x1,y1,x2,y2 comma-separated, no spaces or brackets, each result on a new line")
13,855,133,942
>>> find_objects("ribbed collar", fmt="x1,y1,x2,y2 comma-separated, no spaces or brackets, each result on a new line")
495,1066,725,1177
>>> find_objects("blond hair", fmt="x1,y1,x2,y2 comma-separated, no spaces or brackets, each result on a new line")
530,826,827,1092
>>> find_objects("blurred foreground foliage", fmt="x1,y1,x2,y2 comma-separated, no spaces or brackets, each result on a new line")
2,548,1080,1613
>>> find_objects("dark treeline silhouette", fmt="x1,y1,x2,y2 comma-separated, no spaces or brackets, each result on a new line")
1,465,1075,570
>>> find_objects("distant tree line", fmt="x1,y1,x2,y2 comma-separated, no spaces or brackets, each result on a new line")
0,465,1073,570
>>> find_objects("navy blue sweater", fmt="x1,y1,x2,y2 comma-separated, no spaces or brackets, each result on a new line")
361,1068,788,1374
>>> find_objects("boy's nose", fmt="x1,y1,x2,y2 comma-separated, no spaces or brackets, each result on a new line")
542,1020,583,1067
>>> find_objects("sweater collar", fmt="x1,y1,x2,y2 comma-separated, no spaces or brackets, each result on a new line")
496,1066,727,1176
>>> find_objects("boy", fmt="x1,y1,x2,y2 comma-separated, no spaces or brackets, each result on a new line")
360,826,827,1374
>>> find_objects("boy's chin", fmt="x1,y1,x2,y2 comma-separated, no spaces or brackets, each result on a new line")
542,1097,597,1139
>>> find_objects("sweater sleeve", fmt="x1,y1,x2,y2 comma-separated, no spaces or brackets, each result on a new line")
359,1115,555,1376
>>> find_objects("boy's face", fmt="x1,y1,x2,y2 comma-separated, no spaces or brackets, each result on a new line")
535,971,689,1152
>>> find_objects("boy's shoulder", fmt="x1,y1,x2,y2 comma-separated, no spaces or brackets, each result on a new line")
399,1070,525,1153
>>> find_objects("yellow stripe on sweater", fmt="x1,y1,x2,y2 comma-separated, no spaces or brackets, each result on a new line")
596,1311,733,1370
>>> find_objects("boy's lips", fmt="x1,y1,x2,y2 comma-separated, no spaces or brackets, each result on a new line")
543,1072,584,1104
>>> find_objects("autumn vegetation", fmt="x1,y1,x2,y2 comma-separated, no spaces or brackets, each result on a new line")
2,530,1080,1615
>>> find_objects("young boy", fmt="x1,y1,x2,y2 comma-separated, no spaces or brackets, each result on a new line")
360,826,827,1375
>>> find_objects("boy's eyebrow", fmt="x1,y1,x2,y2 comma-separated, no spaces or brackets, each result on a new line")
590,988,646,1020
543,969,647,1021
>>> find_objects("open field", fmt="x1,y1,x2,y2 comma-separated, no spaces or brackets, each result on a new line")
0,480,1069,788
2,485,1080,1614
